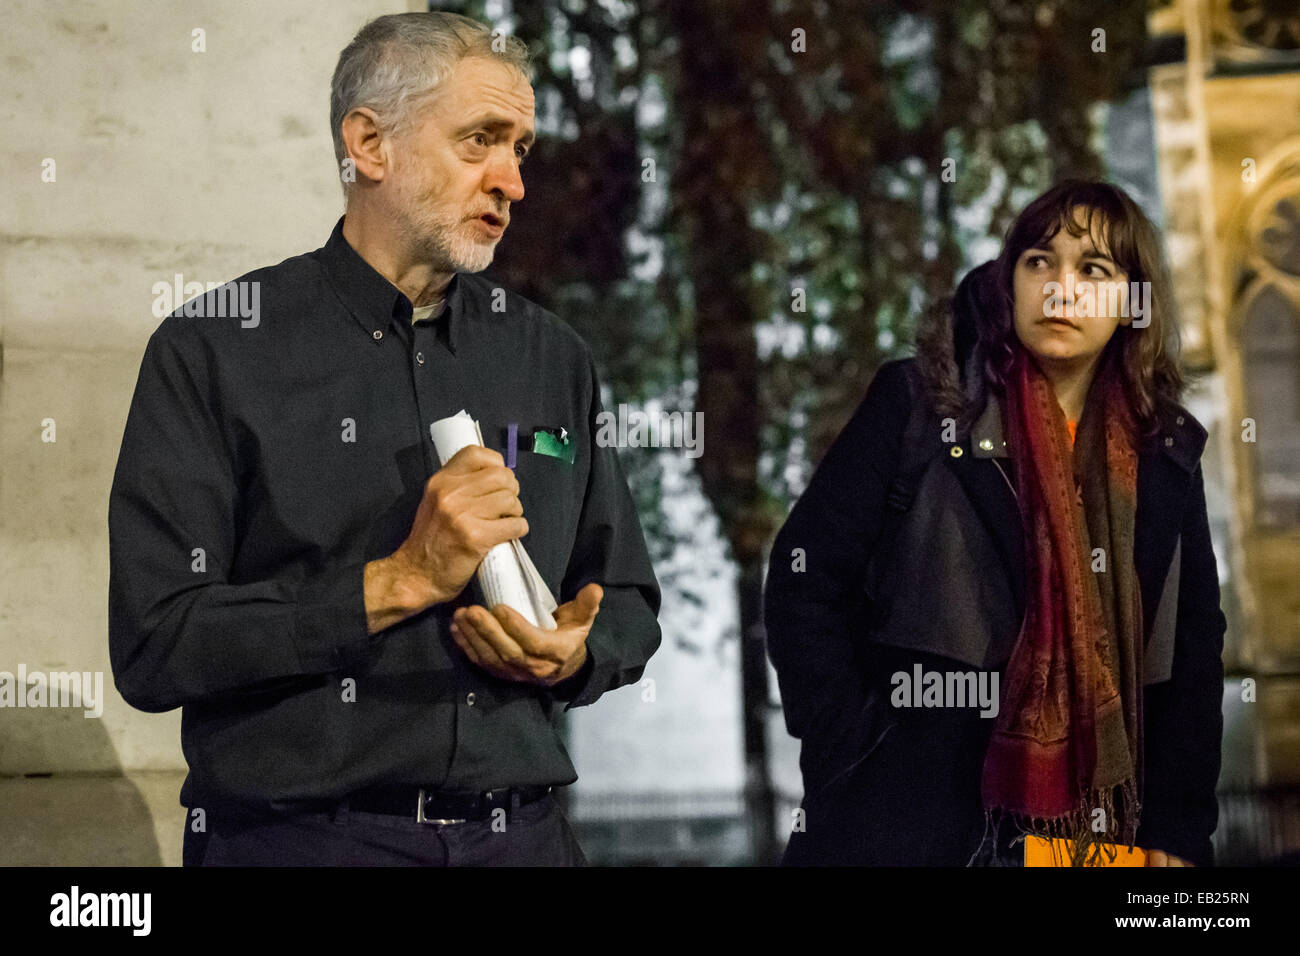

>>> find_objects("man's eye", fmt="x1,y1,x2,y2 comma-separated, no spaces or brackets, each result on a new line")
471,132,489,147
515,146,528,163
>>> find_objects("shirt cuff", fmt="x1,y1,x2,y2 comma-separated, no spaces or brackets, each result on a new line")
549,644,596,706
291,558,372,672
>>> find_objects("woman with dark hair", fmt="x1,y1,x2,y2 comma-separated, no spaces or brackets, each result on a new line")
764,180,1225,866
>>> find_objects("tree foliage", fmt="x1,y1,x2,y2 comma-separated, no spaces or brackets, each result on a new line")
461,0,1149,859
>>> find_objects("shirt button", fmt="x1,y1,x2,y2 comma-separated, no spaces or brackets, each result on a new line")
978,438,993,452
372,329,383,341
466,692,476,706
416,352,425,365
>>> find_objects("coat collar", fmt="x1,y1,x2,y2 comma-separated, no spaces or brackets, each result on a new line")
970,393,1009,459
966,374,1207,473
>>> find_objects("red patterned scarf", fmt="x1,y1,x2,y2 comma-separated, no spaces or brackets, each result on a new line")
979,342,1144,865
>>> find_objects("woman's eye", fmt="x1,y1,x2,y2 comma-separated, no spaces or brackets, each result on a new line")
1085,263,1112,278
1025,254,1047,268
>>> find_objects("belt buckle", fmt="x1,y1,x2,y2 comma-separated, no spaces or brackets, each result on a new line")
415,787,467,826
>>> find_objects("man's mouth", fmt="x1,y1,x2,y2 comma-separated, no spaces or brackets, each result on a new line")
474,212,507,238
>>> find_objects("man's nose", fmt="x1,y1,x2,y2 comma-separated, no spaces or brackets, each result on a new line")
485,151,525,202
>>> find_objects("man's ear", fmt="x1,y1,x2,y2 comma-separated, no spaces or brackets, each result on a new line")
340,107,388,186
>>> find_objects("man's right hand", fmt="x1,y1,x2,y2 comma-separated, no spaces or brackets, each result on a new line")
364,446,528,634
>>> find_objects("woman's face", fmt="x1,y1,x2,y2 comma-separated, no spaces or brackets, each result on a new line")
1011,208,1132,372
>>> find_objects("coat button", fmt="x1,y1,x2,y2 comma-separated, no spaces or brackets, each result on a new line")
1176,415,1185,426
1164,436,1174,447
466,692,476,706
950,445,964,458
372,329,383,341
416,352,425,365
978,438,993,452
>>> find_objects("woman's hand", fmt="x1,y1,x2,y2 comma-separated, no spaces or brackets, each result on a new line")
1144,849,1193,867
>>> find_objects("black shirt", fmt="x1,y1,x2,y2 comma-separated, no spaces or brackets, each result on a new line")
108,217,662,814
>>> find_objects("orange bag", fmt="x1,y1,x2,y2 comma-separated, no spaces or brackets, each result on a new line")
1024,836,1147,866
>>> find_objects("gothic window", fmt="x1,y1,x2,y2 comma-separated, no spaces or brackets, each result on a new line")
1237,145,1300,528
1242,284,1300,527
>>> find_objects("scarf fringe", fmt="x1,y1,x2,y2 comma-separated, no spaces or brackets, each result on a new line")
972,780,1141,867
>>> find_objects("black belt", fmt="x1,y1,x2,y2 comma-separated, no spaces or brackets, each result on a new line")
345,785,553,824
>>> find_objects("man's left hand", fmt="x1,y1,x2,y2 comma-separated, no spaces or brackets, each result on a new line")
1144,849,1194,867
450,582,602,687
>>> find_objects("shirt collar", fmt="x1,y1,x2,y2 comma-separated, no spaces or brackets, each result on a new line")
317,216,461,352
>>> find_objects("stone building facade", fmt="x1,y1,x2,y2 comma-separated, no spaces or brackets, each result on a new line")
1148,0,1300,863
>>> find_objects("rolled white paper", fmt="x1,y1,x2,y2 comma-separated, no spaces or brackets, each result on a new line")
429,411,558,629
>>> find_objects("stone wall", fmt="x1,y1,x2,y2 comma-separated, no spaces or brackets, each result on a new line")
0,1,418,791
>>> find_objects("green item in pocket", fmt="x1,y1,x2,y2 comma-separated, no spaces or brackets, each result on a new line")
532,427,575,464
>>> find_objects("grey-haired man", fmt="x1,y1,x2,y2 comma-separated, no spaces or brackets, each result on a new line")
109,11,661,866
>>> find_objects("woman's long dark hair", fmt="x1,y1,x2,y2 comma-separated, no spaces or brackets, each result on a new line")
918,179,1185,442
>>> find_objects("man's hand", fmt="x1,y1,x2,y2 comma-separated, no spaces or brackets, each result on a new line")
1144,849,1193,867
364,446,527,635
449,582,603,687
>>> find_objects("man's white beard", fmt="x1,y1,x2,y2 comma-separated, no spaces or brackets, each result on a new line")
411,209,497,274
393,163,499,274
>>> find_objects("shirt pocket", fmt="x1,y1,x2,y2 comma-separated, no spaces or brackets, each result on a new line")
510,438,581,595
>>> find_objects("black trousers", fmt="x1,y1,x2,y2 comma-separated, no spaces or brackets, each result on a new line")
183,792,588,866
